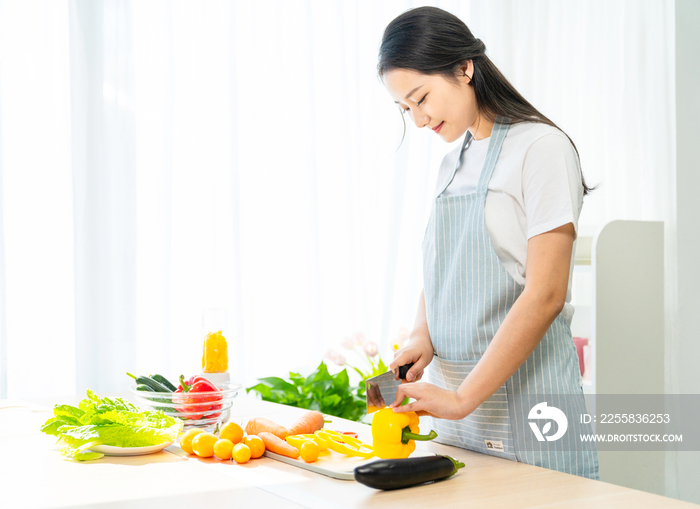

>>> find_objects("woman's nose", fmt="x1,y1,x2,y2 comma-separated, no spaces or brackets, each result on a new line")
411,111,429,129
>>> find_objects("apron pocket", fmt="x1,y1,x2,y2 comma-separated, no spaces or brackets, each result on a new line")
427,357,517,461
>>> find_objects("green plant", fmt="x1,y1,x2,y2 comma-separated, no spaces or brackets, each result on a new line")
247,361,367,422
248,329,410,423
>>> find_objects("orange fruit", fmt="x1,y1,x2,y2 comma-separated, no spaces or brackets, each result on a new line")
191,432,218,458
300,440,319,463
213,438,234,460
232,443,252,464
180,428,204,455
244,435,265,459
219,422,244,444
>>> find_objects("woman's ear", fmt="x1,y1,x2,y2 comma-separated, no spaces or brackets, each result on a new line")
461,60,474,83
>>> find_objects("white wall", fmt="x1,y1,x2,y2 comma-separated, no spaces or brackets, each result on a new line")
670,0,700,503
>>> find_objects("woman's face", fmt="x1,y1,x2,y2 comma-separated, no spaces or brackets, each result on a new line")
383,65,478,144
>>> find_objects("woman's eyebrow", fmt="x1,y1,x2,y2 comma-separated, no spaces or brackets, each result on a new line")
394,85,424,103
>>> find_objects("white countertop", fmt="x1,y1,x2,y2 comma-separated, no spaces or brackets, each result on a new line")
1,394,697,509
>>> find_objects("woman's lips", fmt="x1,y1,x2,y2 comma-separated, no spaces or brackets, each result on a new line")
432,121,444,133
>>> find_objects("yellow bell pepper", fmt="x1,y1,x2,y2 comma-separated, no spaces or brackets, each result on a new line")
371,408,437,459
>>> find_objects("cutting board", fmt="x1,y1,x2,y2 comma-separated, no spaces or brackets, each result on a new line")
263,448,434,481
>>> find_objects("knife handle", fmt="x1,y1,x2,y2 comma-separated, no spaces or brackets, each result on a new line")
398,363,414,380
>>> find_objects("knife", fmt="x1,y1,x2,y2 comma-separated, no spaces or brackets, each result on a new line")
366,363,414,414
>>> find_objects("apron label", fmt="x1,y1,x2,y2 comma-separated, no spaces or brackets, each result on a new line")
485,440,505,452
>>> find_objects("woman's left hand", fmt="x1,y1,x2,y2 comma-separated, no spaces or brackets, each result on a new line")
389,381,471,420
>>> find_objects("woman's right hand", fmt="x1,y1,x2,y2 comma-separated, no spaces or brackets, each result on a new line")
389,332,434,382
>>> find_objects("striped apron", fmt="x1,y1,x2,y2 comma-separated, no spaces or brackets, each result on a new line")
422,118,599,479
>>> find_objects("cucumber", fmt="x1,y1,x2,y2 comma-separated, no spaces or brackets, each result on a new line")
135,383,171,412
150,374,177,392
126,372,172,393
354,455,465,490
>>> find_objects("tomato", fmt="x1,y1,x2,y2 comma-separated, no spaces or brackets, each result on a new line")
180,428,204,455
213,439,234,460
191,432,218,458
300,441,319,463
219,422,244,444
232,443,252,464
244,435,265,459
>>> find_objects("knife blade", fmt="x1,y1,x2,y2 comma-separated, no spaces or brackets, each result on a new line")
366,363,414,414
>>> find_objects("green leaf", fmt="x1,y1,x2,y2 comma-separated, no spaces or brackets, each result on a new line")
332,369,350,391
100,397,138,413
257,377,298,393
296,399,312,410
41,406,85,435
289,372,306,387
247,383,273,399
322,394,342,407
269,389,297,404
86,390,101,405
315,362,332,381
53,404,85,420
303,371,317,386
40,417,70,436
311,380,333,401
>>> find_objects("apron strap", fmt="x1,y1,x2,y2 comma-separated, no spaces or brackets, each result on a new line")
435,129,473,198
435,115,511,199
476,116,510,194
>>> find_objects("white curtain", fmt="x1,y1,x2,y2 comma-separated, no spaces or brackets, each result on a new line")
0,0,676,399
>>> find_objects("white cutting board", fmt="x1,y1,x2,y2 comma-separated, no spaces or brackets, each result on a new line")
263,448,434,481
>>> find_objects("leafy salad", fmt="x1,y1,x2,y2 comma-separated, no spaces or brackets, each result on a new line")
40,390,183,461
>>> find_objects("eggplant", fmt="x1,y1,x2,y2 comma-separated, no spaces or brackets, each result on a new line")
354,455,465,490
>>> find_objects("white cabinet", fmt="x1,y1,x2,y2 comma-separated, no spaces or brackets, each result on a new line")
571,220,665,395
571,220,666,495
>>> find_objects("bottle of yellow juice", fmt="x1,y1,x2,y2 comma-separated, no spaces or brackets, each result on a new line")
201,308,229,379
202,330,228,373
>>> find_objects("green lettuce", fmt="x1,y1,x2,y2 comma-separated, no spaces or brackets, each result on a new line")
40,390,183,461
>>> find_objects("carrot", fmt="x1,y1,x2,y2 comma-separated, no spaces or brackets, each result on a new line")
259,431,300,459
287,410,325,436
245,417,289,440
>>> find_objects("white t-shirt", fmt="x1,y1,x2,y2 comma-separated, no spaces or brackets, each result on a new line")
434,121,583,324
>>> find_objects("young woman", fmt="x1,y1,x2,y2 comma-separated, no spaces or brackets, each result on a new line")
381,7,599,479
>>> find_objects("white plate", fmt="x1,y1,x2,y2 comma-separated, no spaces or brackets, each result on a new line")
90,440,175,456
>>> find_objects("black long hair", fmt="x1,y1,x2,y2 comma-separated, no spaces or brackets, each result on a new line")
378,6,594,196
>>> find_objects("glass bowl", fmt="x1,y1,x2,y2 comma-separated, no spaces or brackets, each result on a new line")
129,381,242,431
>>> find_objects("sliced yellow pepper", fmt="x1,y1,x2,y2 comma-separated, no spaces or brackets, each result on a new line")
286,434,327,451
314,430,374,459
299,433,328,451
